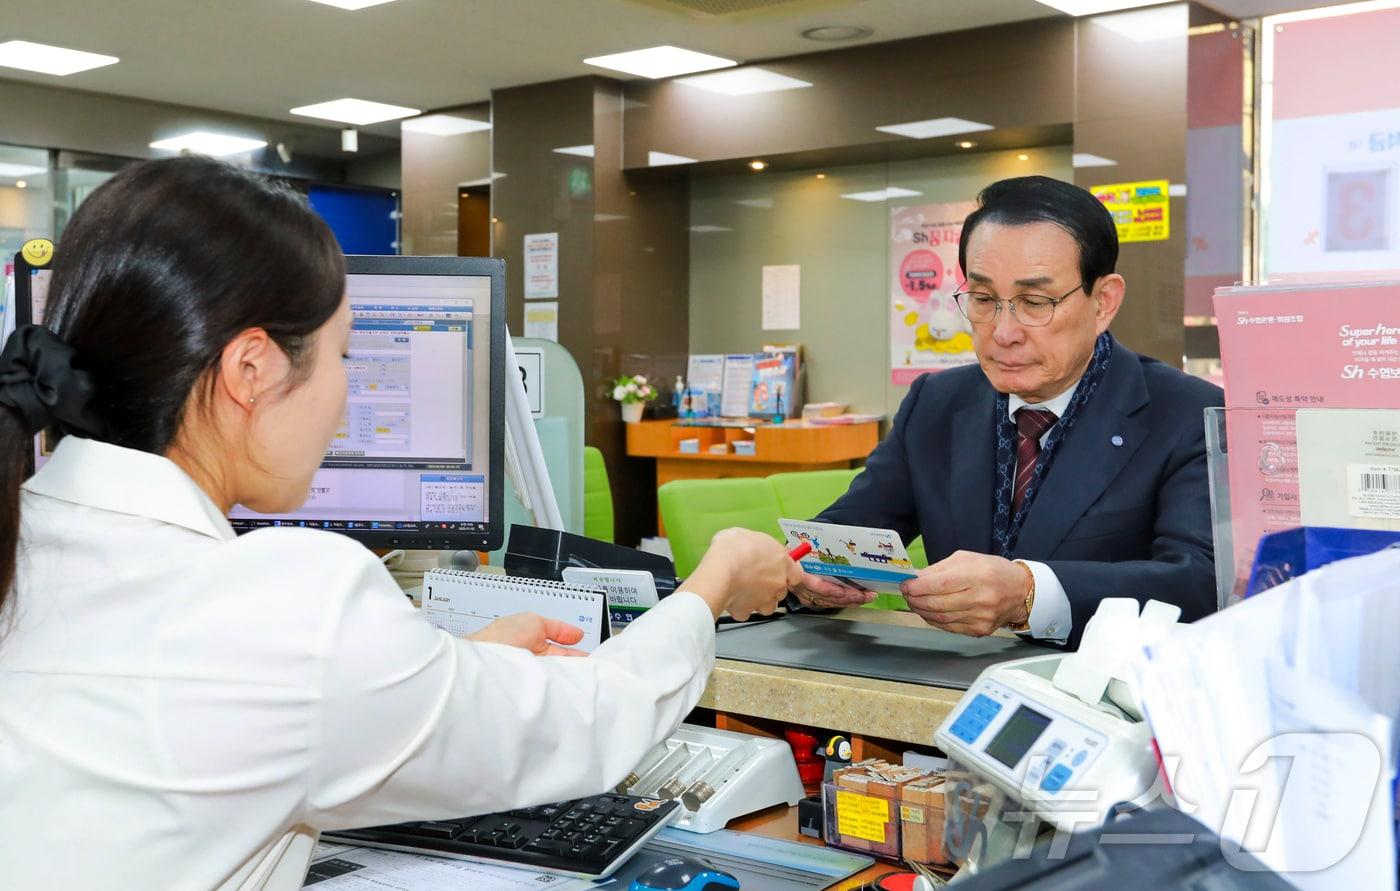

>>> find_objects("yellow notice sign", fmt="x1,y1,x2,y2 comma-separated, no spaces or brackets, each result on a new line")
1090,179,1170,243
836,790,891,843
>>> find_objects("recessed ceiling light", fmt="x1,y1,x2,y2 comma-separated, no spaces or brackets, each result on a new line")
0,40,118,76
291,98,421,126
401,115,490,135
1034,0,1159,15
149,132,268,157
648,151,697,167
1072,153,1118,167
1017,153,1030,161
800,25,873,41
675,68,812,96
840,187,923,203
876,117,994,140
305,0,398,8
816,173,826,179
749,160,767,171
957,141,977,149
553,145,596,158
584,45,736,79
15,181,26,189
0,162,47,178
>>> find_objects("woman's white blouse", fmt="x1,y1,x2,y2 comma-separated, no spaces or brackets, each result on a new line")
0,437,716,890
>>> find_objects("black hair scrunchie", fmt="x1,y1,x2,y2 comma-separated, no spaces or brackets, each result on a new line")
0,325,108,439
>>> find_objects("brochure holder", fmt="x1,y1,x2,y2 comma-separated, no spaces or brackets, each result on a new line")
1205,406,1400,606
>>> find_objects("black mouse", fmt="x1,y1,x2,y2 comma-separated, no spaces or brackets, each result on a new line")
628,855,741,891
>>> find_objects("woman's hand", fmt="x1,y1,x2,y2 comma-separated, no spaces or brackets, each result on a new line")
466,612,588,656
685,528,805,621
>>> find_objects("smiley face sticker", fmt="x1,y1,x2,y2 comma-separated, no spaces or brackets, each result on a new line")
20,238,54,268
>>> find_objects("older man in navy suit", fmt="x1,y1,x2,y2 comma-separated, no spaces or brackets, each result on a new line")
790,176,1223,648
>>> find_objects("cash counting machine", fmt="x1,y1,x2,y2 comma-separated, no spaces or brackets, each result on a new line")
934,599,1181,873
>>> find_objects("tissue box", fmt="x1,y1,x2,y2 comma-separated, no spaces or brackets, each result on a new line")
802,401,847,420
678,438,700,454
732,440,755,456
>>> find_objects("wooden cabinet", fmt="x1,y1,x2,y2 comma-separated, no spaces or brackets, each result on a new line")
625,418,878,488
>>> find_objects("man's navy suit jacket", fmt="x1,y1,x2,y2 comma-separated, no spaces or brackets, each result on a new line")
819,336,1225,648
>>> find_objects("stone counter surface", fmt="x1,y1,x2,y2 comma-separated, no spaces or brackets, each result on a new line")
699,608,995,746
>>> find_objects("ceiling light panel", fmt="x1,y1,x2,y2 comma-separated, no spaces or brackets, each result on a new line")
401,115,491,135
553,145,596,157
584,45,736,79
0,162,47,178
840,187,923,202
876,117,994,139
291,98,421,126
648,151,697,167
1034,0,1160,15
305,0,398,7
0,40,118,76
675,68,812,96
149,132,267,157
1072,153,1118,167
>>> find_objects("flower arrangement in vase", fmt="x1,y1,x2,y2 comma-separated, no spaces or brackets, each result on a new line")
612,374,657,423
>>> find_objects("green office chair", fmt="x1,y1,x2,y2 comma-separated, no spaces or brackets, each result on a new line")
582,446,614,543
768,468,861,521
657,478,785,578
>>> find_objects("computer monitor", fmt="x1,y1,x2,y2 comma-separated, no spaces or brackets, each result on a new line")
12,251,506,552
231,255,506,551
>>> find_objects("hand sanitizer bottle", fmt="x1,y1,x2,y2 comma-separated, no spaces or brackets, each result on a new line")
672,375,686,416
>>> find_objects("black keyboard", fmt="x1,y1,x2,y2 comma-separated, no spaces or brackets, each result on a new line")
323,793,679,879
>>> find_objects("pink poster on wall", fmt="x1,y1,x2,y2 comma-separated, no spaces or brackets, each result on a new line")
1214,281,1400,592
890,201,978,386
1266,7,1400,279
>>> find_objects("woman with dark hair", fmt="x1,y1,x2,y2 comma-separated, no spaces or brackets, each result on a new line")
0,156,798,890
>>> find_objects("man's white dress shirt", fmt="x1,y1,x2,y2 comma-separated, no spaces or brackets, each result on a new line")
0,437,716,890
1007,384,1077,643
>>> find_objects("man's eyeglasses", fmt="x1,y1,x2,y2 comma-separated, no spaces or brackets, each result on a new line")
952,284,1085,327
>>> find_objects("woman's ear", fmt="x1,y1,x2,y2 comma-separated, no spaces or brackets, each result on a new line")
215,328,281,410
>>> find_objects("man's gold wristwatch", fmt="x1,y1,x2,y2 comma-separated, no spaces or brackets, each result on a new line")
1005,560,1035,632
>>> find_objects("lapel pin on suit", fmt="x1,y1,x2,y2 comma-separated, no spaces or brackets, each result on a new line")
1111,435,1124,447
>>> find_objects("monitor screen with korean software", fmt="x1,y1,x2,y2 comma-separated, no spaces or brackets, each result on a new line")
229,255,506,551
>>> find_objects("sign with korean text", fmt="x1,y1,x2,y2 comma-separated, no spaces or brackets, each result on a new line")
1091,179,1170,243
890,200,978,385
